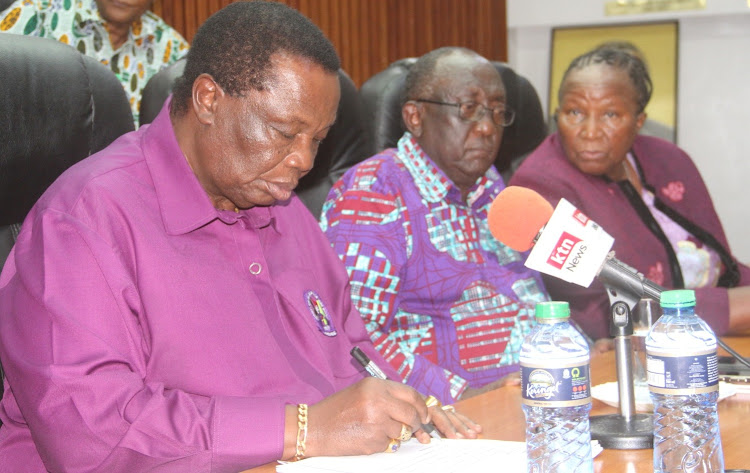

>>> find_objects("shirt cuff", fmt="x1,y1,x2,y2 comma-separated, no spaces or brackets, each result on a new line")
211,396,287,471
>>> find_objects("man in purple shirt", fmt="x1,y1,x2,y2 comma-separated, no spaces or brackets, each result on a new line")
0,3,476,471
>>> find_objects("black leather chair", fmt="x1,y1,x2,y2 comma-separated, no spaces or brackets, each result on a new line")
0,34,134,404
139,60,372,218
138,59,186,127
296,70,372,217
359,57,548,183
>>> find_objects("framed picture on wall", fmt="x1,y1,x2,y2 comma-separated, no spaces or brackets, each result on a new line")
548,21,679,142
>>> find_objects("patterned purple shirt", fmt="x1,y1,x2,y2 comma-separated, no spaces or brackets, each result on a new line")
322,133,548,403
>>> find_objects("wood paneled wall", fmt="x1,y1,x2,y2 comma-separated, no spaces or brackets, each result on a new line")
151,0,507,88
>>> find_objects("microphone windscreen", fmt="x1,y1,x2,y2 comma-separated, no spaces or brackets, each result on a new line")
488,186,554,252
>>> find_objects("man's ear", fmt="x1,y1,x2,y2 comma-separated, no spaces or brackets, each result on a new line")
192,74,223,125
402,101,423,138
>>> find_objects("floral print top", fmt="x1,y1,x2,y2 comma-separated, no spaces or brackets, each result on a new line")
1,0,189,125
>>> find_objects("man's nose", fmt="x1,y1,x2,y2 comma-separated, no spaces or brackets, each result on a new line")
473,109,499,137
285,140,317,173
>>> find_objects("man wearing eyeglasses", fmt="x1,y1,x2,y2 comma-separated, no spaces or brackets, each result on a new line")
321,47,549,405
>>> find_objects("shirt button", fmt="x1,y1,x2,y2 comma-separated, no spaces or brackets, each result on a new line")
249,262,262,275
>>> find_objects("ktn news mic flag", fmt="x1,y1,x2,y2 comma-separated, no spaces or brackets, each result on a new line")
524,198,614,288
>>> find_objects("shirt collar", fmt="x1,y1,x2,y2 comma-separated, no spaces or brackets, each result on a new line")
141,99,218,235
395,132,498,208
141,98,285,236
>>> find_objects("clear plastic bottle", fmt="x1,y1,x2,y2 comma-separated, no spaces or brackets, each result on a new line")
646,289,723,473
521,301,593,473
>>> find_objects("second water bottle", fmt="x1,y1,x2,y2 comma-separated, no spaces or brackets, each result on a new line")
646,289,724,473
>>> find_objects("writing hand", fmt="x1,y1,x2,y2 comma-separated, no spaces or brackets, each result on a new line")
300,377,429,457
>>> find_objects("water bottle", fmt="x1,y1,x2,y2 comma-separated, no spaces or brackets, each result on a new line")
646,289,723,473
521,301,593,473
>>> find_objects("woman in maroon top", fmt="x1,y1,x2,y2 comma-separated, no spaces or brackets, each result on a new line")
510,46,750,340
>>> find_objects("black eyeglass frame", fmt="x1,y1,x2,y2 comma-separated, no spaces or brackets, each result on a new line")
411,99,516,127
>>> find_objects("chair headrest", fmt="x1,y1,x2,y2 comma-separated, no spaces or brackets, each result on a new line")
358,58,417,155
0,35,134,225
359,58,548,177
295,69,371,217
492,62,548,174
139,59,187,128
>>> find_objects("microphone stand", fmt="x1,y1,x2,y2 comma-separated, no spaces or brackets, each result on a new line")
589,296,653,449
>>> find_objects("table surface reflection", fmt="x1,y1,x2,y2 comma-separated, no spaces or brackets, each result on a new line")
244,336,750,473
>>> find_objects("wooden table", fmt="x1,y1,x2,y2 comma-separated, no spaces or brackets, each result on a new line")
245,336,750,472
457,336,750,472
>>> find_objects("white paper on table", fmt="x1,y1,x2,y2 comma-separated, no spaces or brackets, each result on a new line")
276,438,603,473
591,381,738,412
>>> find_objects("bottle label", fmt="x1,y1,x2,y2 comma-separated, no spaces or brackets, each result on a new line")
647,348,719,395
520,361,591,407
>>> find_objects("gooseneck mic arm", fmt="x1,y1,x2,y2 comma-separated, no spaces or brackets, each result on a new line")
597,252,665,310
598,252,750,371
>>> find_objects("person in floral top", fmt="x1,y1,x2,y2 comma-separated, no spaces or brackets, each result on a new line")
1,0,188,125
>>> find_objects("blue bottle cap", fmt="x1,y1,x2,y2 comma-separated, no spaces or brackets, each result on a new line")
535,301,570,319
660,289,696,308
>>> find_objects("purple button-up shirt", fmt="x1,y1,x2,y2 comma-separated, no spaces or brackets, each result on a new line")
0,102,396,472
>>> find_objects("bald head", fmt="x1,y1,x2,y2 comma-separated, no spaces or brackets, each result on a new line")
404,47,500,104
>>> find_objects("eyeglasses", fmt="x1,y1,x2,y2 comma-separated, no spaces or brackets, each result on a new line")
412,99,515,127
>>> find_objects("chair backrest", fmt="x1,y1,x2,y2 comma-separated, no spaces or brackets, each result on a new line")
139,60,372,218
0,35,134,269
0,34,134,402
359,57,548,182
295,69,372,217
138,59,187,127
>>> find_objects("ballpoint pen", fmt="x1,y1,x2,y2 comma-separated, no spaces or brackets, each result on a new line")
350,346,442,439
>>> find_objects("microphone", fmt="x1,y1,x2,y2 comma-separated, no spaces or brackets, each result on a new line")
488,186,664,310
487,185,553,253
490,186,657,449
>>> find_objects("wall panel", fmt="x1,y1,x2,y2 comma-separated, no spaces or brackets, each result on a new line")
151,0,507,87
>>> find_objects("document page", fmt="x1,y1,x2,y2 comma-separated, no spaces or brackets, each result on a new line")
276,438,603,473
